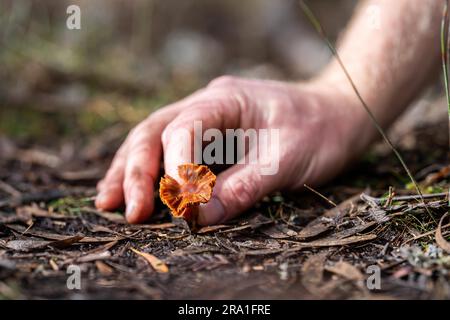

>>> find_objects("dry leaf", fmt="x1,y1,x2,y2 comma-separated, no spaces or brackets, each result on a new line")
260,224,297,239
48,235,84,249
129,222,177,230
196,224,230,234
5,235,83,251
245,234,377,256
6,239,50,251
436,212,450,254
325,261,364,281
130,247,169,273
296,218,333,239
49,259,59,271
77,250,111,263
95,261,114,275
5,224,124,243
301,252,327,290
296,234,377,248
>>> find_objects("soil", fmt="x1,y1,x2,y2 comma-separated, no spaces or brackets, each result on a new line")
0,98,448,300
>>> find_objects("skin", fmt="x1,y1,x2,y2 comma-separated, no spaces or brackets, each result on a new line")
96,0,442,226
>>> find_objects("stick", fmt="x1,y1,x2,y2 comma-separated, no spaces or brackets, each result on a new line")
303,184,337,207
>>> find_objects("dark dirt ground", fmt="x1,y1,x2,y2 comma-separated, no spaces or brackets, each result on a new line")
0,97,448,300
0,0,449,300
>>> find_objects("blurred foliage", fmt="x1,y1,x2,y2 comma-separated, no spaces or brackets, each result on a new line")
0,0,355,142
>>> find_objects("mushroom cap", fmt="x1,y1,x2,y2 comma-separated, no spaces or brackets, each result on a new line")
159,164,216,221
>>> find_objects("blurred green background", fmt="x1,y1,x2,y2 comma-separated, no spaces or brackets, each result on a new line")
0,0,356,146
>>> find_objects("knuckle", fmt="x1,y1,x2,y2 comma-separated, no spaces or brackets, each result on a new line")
224,173,260,209
208,75,239,89
127,117,152,141
130,144,151,157
129,166,142,180
127,164,154,183
161,125,174,145
162,118,193,145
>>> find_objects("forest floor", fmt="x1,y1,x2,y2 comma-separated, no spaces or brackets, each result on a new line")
0,93,449,300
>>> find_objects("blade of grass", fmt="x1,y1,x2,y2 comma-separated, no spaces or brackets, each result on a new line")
299,0,434,220
442,0,450,208
441,0,450,116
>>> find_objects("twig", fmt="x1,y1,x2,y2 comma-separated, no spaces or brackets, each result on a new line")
402,222,450,244
0,180,21,198
384,186,395,208
361,192,448,206
303,184,337,207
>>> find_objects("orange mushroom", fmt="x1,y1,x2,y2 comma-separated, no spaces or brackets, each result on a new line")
159,164,216,222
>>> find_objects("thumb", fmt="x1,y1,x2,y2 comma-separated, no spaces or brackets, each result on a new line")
161,97,241,181
197,163,278,226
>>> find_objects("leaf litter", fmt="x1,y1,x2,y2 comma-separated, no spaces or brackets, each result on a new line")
0,100,448,299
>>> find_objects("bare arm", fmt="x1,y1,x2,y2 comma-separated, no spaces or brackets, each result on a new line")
315,0,441,157
96,0,443,225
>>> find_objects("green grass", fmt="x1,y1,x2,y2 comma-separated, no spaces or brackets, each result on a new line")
48,196,93,216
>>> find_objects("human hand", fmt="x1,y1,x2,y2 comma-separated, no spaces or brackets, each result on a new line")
95,75,362,225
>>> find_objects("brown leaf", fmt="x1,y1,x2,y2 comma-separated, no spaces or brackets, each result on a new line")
296,234,377,249
17,205,71,219
196,225,230,234
436,212,450,254
5,235,83,251
218,214,273,234
325,261,364,281
84,240,118,255
49,259,59,271
48,235,84,249
333,221,377,239
423,165,450,186
301,252,327,289
245,234,377,256
5,224,124,243
6,240,50,251
95,261,114,275
296,218,333,240
260,224,297,239
77,250,111,263
323,193,362,218
129,222,177,230
130,247,169,273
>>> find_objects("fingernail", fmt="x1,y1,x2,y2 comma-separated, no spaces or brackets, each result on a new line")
198,197,225,226
126,201,137,219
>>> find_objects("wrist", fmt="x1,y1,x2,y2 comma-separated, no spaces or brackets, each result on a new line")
300,76,377,171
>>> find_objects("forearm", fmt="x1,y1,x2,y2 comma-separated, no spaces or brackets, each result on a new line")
314,0,441,153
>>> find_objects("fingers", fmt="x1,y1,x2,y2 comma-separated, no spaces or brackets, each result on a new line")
122,124,160,223
197,163,277,226
95,102,185,223
95,144,128,210
161,91,243,180
121,107,182,223
97,78,251,224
